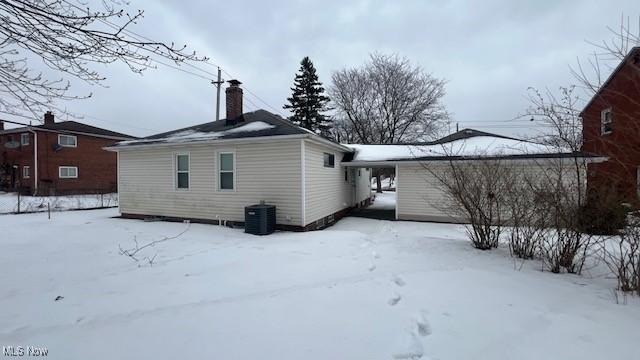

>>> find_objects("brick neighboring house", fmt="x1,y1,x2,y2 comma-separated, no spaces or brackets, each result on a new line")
581,46,640,203
0,112,136,195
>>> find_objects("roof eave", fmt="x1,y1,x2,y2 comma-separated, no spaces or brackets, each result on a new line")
342,154,608,167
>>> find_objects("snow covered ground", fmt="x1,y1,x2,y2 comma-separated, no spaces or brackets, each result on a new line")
0,192,117,214
372,176,395,190
371,191,396,210
1,209,639,359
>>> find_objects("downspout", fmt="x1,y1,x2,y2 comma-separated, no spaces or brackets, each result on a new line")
26,127,38,195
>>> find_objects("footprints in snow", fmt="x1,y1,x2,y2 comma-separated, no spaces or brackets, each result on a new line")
388,274,405,306
388,292,402,306
392,312,432,360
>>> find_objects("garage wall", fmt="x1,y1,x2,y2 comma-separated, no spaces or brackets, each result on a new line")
396,164,460,222
396,161,586,223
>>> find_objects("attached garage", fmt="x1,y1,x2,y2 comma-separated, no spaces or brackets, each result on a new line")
344,129,605,223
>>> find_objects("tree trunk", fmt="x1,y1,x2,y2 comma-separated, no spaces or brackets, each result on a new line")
376,170,383,193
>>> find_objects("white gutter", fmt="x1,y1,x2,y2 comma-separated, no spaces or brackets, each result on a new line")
26,127,38,195
341,156,609,167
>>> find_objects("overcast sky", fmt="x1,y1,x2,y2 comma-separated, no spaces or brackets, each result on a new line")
6,0,640,138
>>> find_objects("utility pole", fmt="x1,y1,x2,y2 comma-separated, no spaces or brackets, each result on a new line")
212,67,224,121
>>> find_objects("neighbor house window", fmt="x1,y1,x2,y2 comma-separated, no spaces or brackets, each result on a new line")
58,134,77,147
601,108,613,135
323,153,335,168
175,154,190,189
218,152,235,190
23,166,30,179
59,166,78,179
20,133,29,146
344,170,348,182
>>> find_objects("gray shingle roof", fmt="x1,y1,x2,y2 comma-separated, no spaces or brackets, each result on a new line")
113,110,312,147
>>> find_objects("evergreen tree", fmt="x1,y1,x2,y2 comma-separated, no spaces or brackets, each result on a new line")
284,57,331,135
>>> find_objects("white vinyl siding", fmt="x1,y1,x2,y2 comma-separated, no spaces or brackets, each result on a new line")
396,162,586,223
397,164,459,222
118,139,302,226
304,140,352,225
355,168,372,204
58,134,77,147
59,166,78,179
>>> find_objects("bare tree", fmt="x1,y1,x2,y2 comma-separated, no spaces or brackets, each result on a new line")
603,214,640,295
330,53,450,192
0,0,205,118
427,158,513,250
521,86,600,273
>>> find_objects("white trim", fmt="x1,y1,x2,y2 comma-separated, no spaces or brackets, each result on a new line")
58,134,77,147
600,107,613,135
301,139,306,227
395,164,399,220
22,165,30,179
341,156,608,167
20,133,29,146
174,152,190,190
58,166,78,179
216,149,236,192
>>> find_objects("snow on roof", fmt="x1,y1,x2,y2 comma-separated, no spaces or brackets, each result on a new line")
345,136,560,162
118,121,275,146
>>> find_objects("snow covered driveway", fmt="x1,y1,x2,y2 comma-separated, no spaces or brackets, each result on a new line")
1,209,638,359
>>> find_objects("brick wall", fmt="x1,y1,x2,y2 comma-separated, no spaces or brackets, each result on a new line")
0,130,120,195
581,52,640,202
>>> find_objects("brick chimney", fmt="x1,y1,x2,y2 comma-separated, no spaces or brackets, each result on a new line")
225,80,243,120
44,111,54,126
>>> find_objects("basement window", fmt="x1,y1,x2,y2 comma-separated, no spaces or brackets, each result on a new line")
323,153,335,168
58,134,77,147
23,166,30,179
175,154,190,189
59,166,78,179
218,152,235,191
601,108,613,135
20,133,29,146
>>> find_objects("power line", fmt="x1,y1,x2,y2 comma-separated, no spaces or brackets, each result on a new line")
59,0,286,118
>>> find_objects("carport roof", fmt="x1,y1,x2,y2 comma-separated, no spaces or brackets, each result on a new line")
342,129,603,164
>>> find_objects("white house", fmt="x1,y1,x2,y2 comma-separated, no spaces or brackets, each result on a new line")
107,81,604,230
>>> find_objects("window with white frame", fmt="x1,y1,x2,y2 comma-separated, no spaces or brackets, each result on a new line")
23,166,30,179
58,134,77,147
601,108,613,135
323,152,335,168
20,133,29,146
175,154,190,189
218,152,235,190
59,166,78,178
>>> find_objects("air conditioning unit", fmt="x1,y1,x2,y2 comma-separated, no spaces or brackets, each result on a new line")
244,203,276,235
